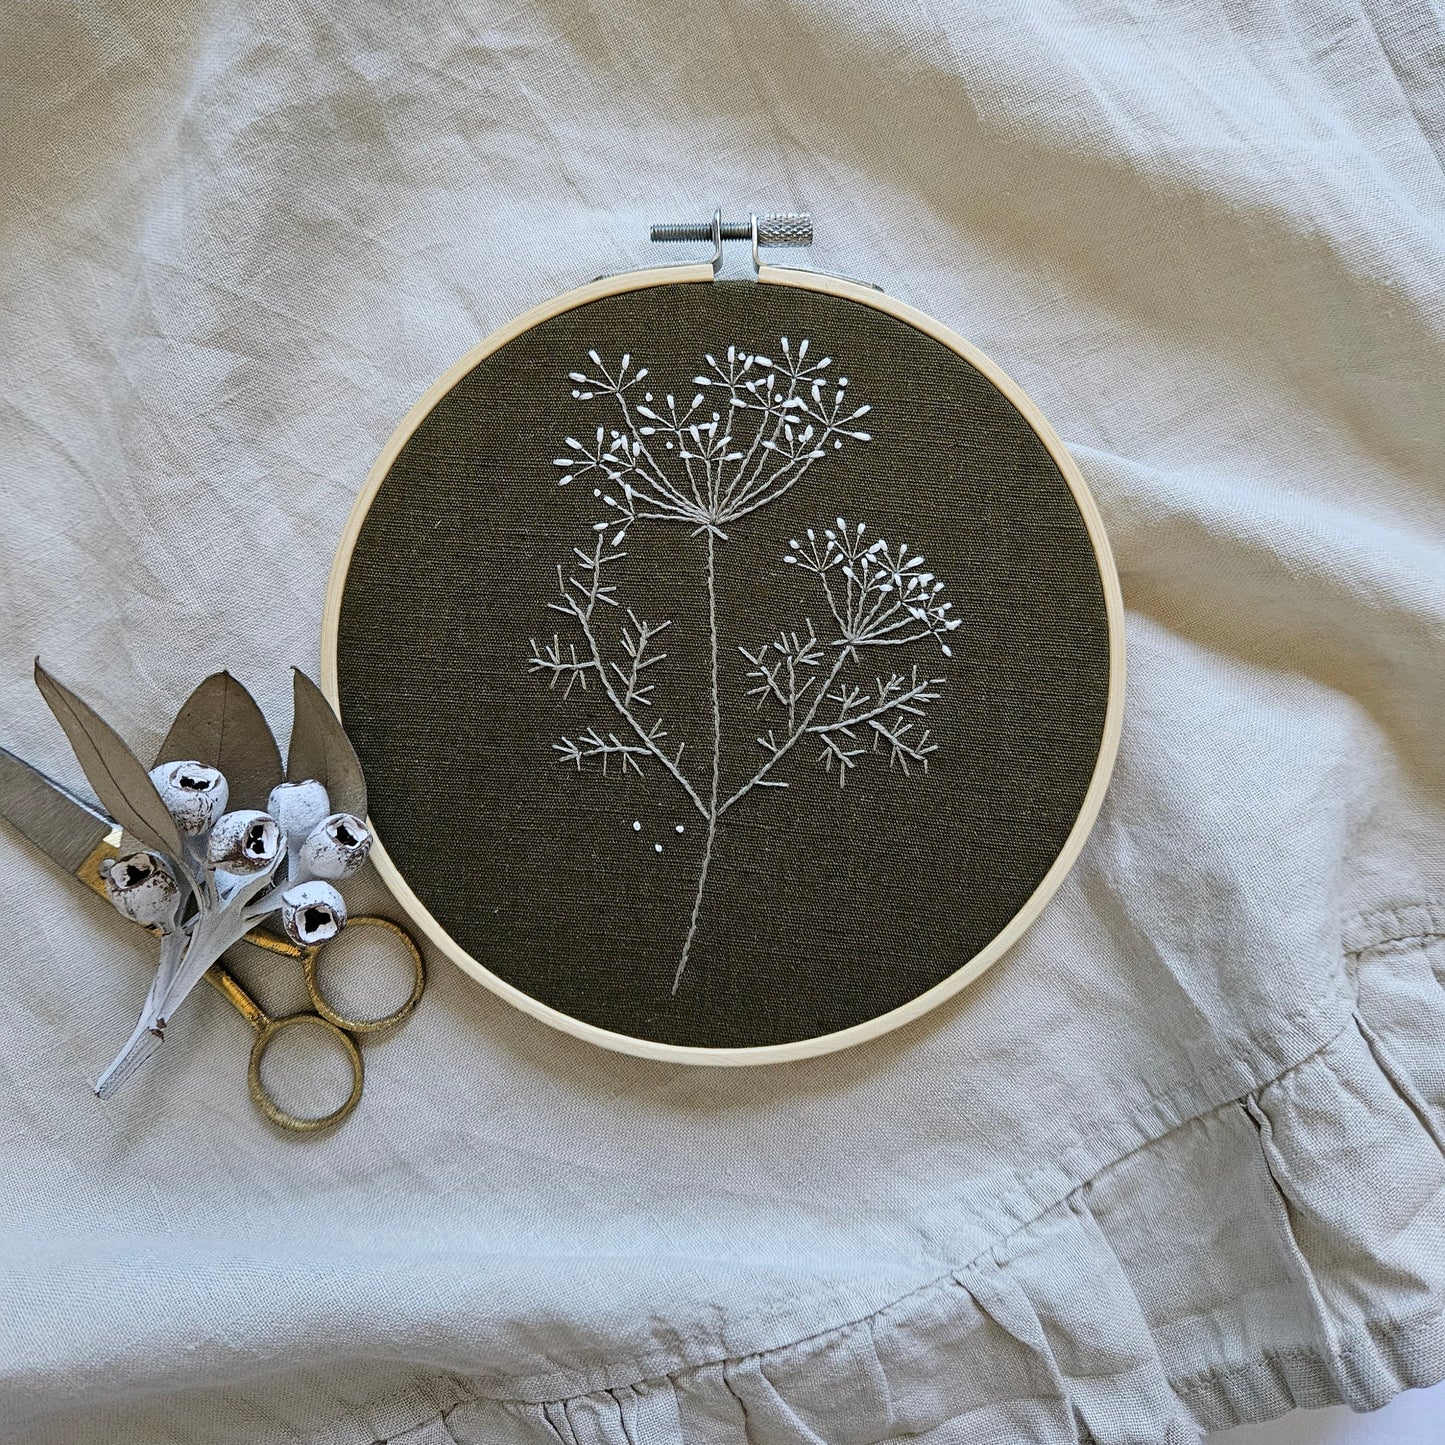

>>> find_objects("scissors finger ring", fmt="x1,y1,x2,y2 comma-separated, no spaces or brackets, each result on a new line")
239,914,426,1035
302,915,426,1035
206,963,365,1133
247,1011,365,1134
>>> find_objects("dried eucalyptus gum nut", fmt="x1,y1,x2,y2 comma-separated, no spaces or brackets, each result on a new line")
206,810,283,875
267,780,330,843
103,851,181,927
298,812,372,880
148,760,229,836
279,880,347,945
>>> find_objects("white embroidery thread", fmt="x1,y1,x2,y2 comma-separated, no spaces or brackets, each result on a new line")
528,340,961,992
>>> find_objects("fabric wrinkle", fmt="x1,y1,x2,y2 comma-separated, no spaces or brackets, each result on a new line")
1,1,1443,1442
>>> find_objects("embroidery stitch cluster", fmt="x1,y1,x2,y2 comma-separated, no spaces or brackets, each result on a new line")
528,339,962,991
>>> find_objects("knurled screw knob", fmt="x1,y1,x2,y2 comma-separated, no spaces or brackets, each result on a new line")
650,213,814,248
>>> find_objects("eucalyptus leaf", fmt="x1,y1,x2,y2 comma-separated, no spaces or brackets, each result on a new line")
157,671,282,812
34,661,183,857
287,669,366,818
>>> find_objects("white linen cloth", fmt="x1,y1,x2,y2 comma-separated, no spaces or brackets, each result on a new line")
1,2,1442,1442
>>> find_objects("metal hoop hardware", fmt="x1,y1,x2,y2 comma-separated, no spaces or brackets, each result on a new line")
650,209,813,277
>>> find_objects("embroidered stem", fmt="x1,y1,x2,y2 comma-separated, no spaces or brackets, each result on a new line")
673,529,721,993
719,649,851,814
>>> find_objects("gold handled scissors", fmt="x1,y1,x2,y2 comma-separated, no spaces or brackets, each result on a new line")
0,744,425,1133
197,916,423,1132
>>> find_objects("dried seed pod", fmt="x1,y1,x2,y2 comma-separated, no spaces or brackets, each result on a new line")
101,851,181,928
267,779,330,842
279,880,347,946
148,760,229,836
297,813,372,880
205,810,283,876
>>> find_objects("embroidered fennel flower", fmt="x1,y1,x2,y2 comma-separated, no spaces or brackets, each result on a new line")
531,340,957,994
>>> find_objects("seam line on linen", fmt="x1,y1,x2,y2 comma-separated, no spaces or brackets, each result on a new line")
455,913,1445,1407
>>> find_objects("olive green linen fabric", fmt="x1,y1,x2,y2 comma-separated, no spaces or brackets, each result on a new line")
335,279,1114,1049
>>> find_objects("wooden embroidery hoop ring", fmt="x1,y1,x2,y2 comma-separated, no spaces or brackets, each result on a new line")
321,262,1127,1066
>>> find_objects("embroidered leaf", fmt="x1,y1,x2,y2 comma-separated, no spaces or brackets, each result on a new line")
287,669,366,818
34,660,183,856
156,671,283,813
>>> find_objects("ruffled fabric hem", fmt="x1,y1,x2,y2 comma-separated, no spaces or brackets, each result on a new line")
358,904,1445,1445
395,1303,1445,1445
1173,1308,1445,1432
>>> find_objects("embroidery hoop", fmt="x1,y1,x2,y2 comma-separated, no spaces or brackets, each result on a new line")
321,221,1126,1066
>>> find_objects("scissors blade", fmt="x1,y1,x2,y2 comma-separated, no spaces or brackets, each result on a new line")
0,744,121,879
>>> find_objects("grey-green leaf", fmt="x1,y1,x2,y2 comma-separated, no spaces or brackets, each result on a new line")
34,661,183,857
287,669,366,818
156,671,282,813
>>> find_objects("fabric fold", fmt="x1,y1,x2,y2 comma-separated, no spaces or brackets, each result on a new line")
4,8,1444,1442
986,1198,1199,1445
434,926,1445,1445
